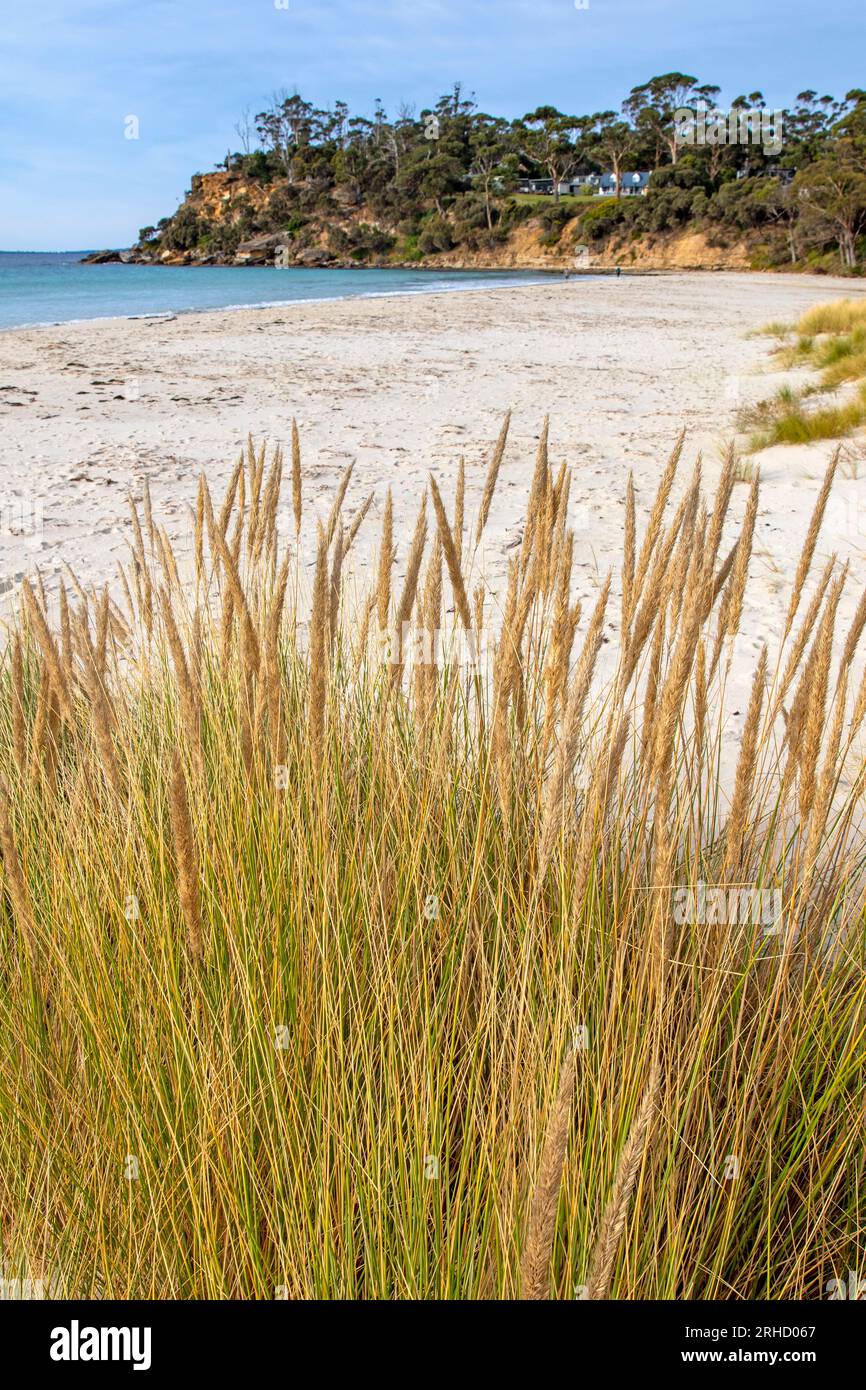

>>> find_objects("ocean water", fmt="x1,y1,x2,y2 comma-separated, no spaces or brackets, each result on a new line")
0,251,562,331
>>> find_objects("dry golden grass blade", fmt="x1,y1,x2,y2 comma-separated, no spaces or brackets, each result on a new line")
454,456,465,569
21,581,74,725
343,491,374,561
785,564,846,759
490,564,522,820
94,585,110,676
376,489,394,631
353,592,376,678
156,529,181,596
429,475,472,632
160,591,203,776
425,533,443,635
622,472,636,632
784,447,840,638
329,526,344,655
536,575,611,882
774,555,836,719
142,478,155,553
415,535,443,734
262,554,290,763
805,669,849,873
29,669,49,784
127,492,146,566
542,533,579,755
621,472,695,690
32,674,61,794
570,711,632,914
218,455,244,542
194,475,206,587
549,463,571,585
10,635,26,774
520,416,549,574
633,428,685,595
723,645,767,877
701,445,736,599
666,504,698,634
839,580,866,681
724,469,759,637
475,408,511,547
247,439,267,560
210,513,261,679
520,1049,576,1300
84,654,124,801
291,418,302,535
710,539,738,612
169,750,203,963
391,495,428,685
691,629,707,747
58,578,74,688
0,778,37,965
266,550,290,643
308,525,329,769
651,530,711,789
537,462,556,596
640,606,666,776
257,444,284,566
326,461,354,548
587,1059,660,1300
798,580,841,822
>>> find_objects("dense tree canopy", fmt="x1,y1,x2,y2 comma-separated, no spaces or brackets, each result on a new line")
144,78,866,272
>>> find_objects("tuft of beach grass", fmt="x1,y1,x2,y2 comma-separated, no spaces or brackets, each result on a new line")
0,415,865,1301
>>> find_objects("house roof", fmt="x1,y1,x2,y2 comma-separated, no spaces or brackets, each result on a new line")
598,171,650,188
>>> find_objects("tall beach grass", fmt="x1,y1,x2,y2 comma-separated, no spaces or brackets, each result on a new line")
0,424,864,1299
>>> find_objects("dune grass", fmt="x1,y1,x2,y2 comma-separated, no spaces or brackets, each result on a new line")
0,425,865,1300
797,299,866,337
749,319,792,339
746,298,866,450
815,330,866,390
745,382,866,449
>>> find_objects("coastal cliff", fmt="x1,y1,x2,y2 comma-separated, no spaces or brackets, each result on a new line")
83,166,819,276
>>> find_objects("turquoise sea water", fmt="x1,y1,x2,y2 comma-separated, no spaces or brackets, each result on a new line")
0,252,562,331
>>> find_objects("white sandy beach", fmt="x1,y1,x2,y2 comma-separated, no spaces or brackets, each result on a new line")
2,269,866,741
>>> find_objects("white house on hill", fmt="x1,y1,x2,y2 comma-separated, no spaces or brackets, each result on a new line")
517,172,651,197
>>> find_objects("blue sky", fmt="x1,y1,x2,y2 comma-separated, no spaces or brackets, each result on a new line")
2,0,862,250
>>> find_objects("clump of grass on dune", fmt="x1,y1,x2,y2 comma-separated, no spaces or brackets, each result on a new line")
797,299,866,337
781,317,866,389
816,330,866,390
1,424,865,1301
746,382,866,449
749,319,792,339
747,298,866,450
815,323,866,366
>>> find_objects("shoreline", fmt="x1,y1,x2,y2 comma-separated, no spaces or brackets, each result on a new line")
0,265,573,335
7,256,849,336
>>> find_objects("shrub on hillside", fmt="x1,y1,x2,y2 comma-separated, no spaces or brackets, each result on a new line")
417,213,455,254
